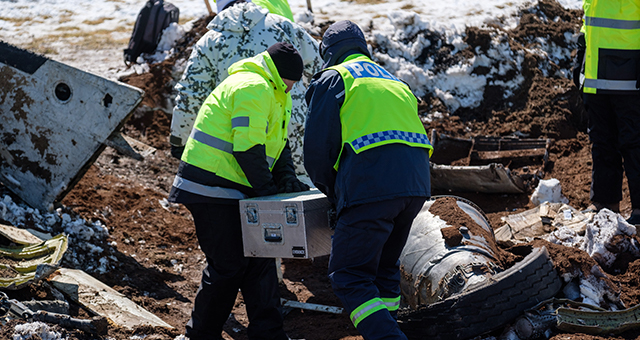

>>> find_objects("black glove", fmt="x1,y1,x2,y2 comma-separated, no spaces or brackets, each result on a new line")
277,176,310,193
170,145,185,159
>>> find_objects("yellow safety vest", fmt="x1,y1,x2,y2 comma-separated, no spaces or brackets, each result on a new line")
327,54,433,170
252,0,294,21
582,0,640,93
181,52,291,187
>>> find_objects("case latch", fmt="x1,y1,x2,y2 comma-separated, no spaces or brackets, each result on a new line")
285,205,298,225
245,205,258,224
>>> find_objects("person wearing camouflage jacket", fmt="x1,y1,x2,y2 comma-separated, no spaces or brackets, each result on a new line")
170,1,321,176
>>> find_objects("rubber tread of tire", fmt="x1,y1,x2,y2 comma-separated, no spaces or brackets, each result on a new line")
399,249,559,338
401,261,559,337
397,247,561,340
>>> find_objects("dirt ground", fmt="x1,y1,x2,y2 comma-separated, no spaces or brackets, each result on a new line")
3,0,640,339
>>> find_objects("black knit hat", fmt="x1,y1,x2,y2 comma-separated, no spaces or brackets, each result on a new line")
267,42,303,81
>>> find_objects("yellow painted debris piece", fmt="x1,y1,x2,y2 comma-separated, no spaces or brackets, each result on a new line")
0,234,68,290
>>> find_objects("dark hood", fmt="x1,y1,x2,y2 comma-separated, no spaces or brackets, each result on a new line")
320,20,371,69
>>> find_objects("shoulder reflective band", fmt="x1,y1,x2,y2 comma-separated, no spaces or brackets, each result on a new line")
231,116,250,128
191,128,233,153
381,296,400,311
350,298,387,327
343,61,402,83
172,176,247,199
191,128,276,167
351,130,431,151
585,16,640,30
584,79,639,91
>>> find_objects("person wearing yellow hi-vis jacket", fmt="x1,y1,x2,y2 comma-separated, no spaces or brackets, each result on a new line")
577,0,640,225
168,42,309,340
304,21,432,340
214,0,294,21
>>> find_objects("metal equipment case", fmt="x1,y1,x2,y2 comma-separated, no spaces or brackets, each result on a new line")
240,190,332,259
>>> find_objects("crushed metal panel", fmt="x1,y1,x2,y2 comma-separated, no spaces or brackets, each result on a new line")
281,298,344,314
556,302,640,334
429,133,552,194
0,234,68,290
428,132,473,165
0,223,44,245
48,268,174,330
430,163,527,194
0,41,144,211
470,136,551,167
430,133,551,168
104,133,157,161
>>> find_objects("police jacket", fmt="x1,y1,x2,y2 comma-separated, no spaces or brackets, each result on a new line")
304,52,432,214
582,0,640,94
170,2,321,174
169,52,298,204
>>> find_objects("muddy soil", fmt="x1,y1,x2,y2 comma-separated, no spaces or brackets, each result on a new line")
2,1,640,340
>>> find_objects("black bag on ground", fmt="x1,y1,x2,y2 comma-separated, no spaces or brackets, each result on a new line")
124,0,179,65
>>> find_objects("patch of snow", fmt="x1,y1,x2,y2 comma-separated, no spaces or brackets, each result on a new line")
13,322,66,340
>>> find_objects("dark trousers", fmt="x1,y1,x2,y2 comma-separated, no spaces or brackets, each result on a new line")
584,93,640,209
184,202,287,340
328,197,427,340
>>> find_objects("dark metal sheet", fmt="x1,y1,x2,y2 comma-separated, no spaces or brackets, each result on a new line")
0,43,143,211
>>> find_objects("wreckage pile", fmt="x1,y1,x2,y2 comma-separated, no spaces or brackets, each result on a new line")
2,0,640,339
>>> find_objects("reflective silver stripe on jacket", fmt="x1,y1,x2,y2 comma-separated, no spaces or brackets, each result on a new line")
173,176,247,199
584,78,639,91
232,117,250,128
585,16,640,30
191,128,277,167
191,128,233,153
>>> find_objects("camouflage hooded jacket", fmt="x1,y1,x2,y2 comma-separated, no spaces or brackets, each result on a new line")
170,2,322,175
